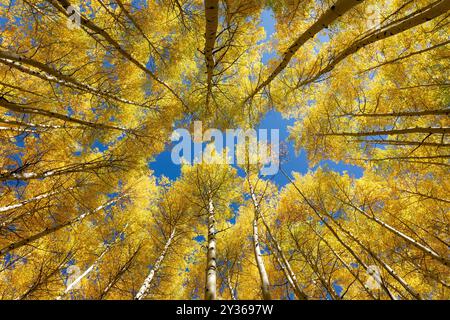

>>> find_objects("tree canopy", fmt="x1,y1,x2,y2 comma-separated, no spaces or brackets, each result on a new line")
0,0,448,300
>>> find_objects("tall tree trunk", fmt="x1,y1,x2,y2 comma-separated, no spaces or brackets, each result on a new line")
135,228,176,300
226,270,237,300
283,169,420,299
252,217,272,300
342,200,450,267
56,224,128,300
205,198,217,300
0,187,78,230
248,183,272,300
259,213,308,300
99,245,141,300
204,0,219,111
328,217,422,300
308,225,378,299
243,0,364,105
56,246,111,300
272,250,299,297
337,108,450,118
0,52,149,109
280,169,396,299
296,0,450,89
0,195,127,256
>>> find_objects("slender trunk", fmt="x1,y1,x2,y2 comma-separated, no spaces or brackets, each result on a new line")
248,183,272,300
205,199,217,300
308,226,378,299
287,226,340,299
0,188,64,213
272,250,299,297
0,157,122,182
0,98,128,131
204,0,219,111
297,247,340,300
281,169,396,299
343,200,450,266
47,0,188,111
338,108,450,118
296,0,450,89
243,0,364,104
18,252,71,300
56,246,110,300
115,0,162,59
321,127,450,137
0,187,75,229
0,116,95,130
260,213,308,300
0,195,127,256
330,219,422,299
282,167,423,300
99,245,141,300
226,270,237,300
135,228,176,300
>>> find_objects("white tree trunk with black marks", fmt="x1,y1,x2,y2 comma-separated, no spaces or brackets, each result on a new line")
205,199,217,300
0,195,127,256
249,184,272,300
135,228,176,300
260,213,308,300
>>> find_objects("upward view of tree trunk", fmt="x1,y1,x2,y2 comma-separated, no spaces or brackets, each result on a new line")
0,195,128,256
248,181,272,300
205,198,217,300
135,228,176,300
260,213,308,300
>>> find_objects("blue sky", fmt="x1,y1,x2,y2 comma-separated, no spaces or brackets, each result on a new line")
149,9,363,188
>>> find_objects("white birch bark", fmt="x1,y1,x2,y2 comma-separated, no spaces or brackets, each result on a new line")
259,213,308,300
0,195,127,256
248,184,272,300
0,52,150,109
204,0,219,110
243,0,364,104
281,168,397,299
344,201,450,267
134,228,176,300
296,0,450,89
47,0,188,111
205,198,217,300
